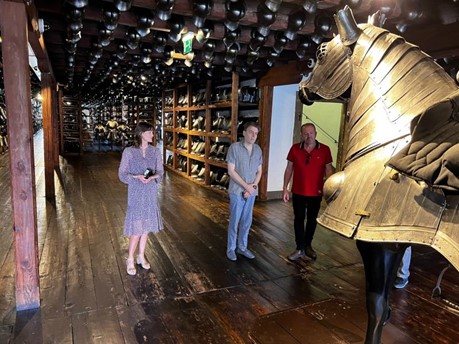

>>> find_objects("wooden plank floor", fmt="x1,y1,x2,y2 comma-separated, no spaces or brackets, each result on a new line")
0,132,459,343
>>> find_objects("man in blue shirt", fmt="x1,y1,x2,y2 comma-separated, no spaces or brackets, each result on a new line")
226,122,263,261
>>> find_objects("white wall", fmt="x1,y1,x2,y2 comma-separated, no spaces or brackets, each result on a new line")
267,84,298,192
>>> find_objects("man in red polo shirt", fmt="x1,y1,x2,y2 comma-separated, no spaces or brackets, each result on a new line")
283,123,334,261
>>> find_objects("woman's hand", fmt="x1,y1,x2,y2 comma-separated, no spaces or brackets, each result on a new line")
135,174,159,184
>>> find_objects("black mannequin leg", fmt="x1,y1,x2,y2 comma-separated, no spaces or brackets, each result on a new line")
356,241,407,344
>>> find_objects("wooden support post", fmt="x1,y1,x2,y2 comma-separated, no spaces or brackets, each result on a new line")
258,86,273,201
58,89,64,155
231,71,239,143
41,73,55,198
0,0,40,310
53,85,60,167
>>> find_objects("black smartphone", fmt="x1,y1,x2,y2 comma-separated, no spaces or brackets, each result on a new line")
143,168,154,179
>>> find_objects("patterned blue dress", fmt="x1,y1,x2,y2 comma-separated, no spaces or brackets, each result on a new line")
118,145,164,236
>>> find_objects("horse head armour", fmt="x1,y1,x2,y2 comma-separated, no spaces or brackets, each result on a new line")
300,6,459,270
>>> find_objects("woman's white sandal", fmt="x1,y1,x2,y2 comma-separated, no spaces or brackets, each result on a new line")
136,255,151,270
126,258,136,276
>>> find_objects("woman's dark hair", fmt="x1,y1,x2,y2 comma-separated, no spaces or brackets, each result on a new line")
134,121,155,147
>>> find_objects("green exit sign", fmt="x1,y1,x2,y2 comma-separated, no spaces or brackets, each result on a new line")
182,32,194,55
183,39,192,54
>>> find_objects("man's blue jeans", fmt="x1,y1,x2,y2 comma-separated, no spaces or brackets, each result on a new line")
227,192,256,252
397,246,411,279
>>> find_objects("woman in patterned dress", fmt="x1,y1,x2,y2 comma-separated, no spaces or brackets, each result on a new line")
118,122,164,276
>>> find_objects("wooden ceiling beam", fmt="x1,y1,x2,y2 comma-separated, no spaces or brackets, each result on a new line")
259,60,311,87
25,1,55,77
402,21,459,59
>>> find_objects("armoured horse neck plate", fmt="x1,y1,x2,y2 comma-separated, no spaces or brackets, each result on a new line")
301,38,353,100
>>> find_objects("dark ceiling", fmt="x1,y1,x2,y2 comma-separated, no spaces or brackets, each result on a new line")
8,0,459,105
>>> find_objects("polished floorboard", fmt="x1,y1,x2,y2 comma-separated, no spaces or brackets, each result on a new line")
0,132,458,343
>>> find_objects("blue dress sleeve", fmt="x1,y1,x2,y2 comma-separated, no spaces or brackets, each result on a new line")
153,147,164,184
119,148,135,185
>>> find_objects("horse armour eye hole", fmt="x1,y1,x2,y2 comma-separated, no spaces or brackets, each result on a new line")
316,43,327,64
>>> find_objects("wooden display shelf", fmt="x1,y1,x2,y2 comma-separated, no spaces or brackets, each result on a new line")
206,158,227,169
206,185,228,197
161,73,261,196
170,166,188,178
187,105,207,111
208,101,232,108
188,129,207,136
164,164,227,196
175,148,188,155
238,102,259,108
174,129,211,136
175,150,188,157
187,154,206,162
60,91,83,155
207,131,232,138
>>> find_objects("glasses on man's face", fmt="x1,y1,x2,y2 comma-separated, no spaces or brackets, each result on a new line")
305,152,311,165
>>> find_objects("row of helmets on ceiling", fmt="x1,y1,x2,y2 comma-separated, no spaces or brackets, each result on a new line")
60,0,427,96
62,0,336,91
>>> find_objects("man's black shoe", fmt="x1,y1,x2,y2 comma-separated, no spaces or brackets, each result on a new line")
305,245,317,260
